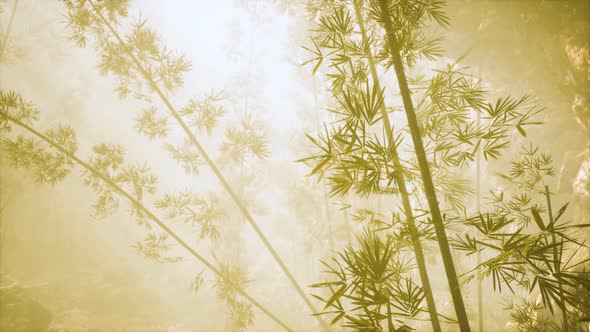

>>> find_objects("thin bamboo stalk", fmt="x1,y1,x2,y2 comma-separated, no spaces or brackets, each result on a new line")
352,2,441,331
476,108,483,332
1,112,294,332
86,2,328,329
376,1,471,330
313,81,336,253
546,185,569,332
322,182,335,252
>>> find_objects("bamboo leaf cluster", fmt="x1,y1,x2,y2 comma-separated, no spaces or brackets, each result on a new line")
451,147,589,329
310,231,424,331
0,90,293,331
299,1,588,331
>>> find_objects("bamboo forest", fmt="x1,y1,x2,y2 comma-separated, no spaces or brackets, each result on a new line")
0,0,589,331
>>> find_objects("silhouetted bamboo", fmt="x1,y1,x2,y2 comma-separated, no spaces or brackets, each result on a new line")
1,111,294,332
546,185,569,332
376,0,471,330
352,1,441,330
85,1,328,328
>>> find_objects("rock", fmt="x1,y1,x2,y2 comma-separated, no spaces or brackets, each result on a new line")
0,273,53,332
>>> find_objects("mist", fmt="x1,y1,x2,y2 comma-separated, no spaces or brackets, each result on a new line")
0,1,588,331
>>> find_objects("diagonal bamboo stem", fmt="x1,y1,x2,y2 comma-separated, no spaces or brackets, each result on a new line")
352,2,441,330
86,2,329,329
1,112,293,332
377,0,471,330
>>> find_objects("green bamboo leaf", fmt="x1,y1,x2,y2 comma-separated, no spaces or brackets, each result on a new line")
553,203,568,222
311,293,327,304
312,57,324,75
330,312,345,325
323,284,348,310
515,124,526,137
310,156,332,176
309,281,345,288
531,207,546,231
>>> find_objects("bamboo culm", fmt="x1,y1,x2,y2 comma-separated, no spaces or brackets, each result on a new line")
377,0,471,330
352,1,442,331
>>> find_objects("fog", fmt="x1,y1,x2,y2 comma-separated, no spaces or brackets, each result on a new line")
0,1,588,331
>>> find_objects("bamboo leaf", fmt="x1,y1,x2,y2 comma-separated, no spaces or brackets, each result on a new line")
330,312,345,325
323,284,348,311
531,207,546,231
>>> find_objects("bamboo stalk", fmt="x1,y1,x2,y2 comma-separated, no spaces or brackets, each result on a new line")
476,108,483,332
545,185,569,332
352,2,441,331
386,302,394,332
475,65,483,331
1,112,294,332
313,80,336,253
86,2,329,329
376,0,471,330
322,165,335,253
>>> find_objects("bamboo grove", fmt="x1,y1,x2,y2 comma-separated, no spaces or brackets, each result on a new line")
0,0,588,331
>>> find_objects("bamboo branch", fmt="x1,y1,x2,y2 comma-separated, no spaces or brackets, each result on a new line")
1,112,294,332
352,2,441,330
376,0,471,330
86,2,328,329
